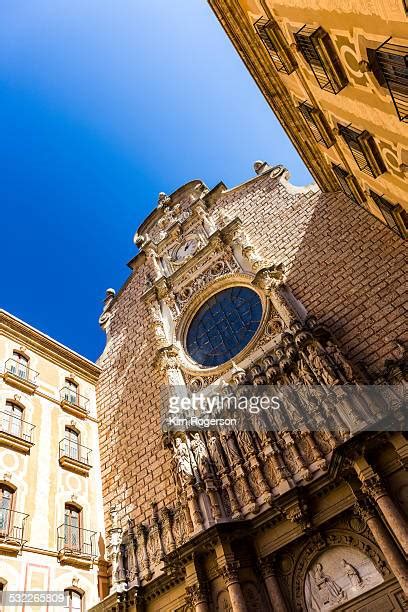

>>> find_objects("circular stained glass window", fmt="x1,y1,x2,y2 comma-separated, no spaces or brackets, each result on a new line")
186,286,262,367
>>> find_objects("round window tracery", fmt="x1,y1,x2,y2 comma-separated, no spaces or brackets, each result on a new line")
186,286,262,367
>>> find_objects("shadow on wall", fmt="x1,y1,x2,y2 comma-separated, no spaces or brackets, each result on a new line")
283,187,406,371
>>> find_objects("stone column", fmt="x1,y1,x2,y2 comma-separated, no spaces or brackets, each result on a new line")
222,563,248,612
356,499,408,596
362,474,408,555
259,557,288,612
185,585,210,612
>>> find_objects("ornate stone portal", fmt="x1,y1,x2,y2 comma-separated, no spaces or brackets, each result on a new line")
93,167,408,611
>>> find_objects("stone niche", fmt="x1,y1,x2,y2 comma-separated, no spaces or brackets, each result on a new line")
304,546,383,611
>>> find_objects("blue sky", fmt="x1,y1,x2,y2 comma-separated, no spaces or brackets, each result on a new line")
0,0,311,361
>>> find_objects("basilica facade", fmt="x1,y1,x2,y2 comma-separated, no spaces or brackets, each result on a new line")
91,162,408,611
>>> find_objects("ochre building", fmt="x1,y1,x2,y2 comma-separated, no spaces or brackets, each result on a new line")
208,0,408,239
92,163,408,611
0,310,107,610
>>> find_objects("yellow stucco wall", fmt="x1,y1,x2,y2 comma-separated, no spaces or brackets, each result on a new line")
0,311,105,611
209,0,408,235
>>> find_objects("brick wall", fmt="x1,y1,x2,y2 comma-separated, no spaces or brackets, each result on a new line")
97,170,407,528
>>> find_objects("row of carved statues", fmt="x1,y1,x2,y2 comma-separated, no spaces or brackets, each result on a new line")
108,317,406,590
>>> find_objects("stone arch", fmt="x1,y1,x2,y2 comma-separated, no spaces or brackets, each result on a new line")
289,527,391,611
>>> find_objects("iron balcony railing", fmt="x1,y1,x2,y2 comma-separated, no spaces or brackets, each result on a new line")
0,508,29,546
254,16,296,74
375,39,408,122
4,359,39,385
59,438,92,466
299,101,335,148
294,25,348,94
57,523,97,557
0,411,35,444
60,387,89,412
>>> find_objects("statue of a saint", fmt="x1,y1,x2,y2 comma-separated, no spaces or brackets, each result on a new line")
342,559,364,589
174,437,193,484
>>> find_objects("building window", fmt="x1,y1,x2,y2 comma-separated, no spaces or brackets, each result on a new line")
254,17,296,74
64,505,81,551
332,165,366,206
3,402,24,439
298,102,335,147
370,191,408,238
338,124,386,177
372,39,408,122
294,25,348,94
186,287,262,367
0,485,14,536
64,427,80,461
64,380,79,405
10,352,29,380
63,589,82,612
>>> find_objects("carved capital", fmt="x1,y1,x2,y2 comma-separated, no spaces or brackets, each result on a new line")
259,555,278,579
354,498,377,523
185,583,208,606
154,345,179,371
361,474,388,501
222,561,240,587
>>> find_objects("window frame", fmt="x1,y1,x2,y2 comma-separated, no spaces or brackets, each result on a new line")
294,25,348,94
0,484,15,537
254,16,297,74
64,427,80,461
338,124,386,178
371,39,408,122
332,165,366,206
64,504,82,552
298,102,335,147
64,379,79,405
3,401,24,439
369,191,408,238
63,589,83,612
10,352,29,380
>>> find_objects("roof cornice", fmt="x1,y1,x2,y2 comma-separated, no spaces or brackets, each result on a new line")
0,310,100,383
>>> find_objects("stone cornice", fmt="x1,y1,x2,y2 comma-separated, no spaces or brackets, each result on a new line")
207,0,338,192
0,310,100,383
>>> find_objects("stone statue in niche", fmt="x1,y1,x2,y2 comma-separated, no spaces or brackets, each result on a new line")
208,433,225,472
304,545,383,611
190,433,210,478
174,437,194,485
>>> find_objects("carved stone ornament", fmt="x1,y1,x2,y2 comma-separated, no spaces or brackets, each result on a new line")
222,561,240,587
185,584,208,606
287,518,390,611
304,545,384,611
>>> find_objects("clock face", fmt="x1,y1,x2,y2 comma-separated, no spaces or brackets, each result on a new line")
175,238,198,261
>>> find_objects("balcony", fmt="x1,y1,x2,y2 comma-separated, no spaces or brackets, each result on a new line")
374,39,408,122
0,508,29,555
370,191,408,239
299,102,335,147
59,438,92,476
332,165,366,206
338,124,386,178
57,524,97,569
60,387,89,419
0,411,35,454
254,16,297,74
3,359,39,395
294,25,348,94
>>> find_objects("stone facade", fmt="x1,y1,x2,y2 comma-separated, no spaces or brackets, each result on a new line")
92,164,408,611
207,0,408,239
0,310,107,610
